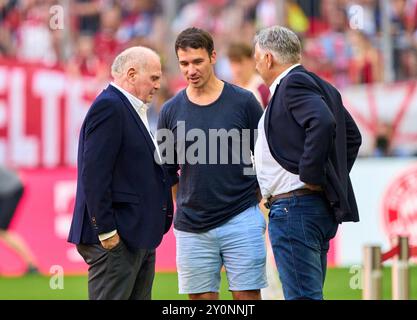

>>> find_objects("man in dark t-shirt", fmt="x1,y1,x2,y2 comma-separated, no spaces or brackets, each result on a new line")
157,28,267,300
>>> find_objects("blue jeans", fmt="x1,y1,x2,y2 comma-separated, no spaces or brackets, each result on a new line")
268,194,338,300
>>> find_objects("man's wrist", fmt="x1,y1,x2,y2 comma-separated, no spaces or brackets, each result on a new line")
98,230,117,241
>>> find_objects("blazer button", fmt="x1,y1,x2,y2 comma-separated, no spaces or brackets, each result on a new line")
162,205,167,212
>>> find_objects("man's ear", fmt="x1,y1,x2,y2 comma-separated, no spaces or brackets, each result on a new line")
210,50,217,64
266,53,273,70
127,67,136,82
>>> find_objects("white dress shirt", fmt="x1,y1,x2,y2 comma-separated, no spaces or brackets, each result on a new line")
254,64,306,199
98,83,161,241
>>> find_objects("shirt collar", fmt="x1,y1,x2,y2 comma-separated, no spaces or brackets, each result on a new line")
110,82,148,113
269,63,301,96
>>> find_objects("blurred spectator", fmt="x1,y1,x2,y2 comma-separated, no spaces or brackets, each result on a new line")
344,0,381,37
286,0,309,34
93,4,123,67
66,33,104,77
0,0,19,57
172,0,230,34
0,0,416,86
117,0,163,44
0,24,13,56
390,0,408,35
398,46,417,79
221,0,259,44
71,0,101,35
373,121,411,157
390,0,415,80
0,166,39,275
303,6,353,87
296,0,325,36
226,42,269,108
348,29,383,84
15,0,60,66
239,0,259,36
256,0,280,28
373,121,393,156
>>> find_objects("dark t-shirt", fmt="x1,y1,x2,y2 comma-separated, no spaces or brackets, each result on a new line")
157,82,263,233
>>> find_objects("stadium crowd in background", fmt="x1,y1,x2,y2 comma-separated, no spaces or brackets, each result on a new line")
1,0,417,156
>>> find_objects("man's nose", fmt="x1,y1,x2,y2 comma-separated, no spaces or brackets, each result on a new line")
188,64,197,75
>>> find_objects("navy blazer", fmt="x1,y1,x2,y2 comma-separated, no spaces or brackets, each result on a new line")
265,66,362,223
68,85,173,250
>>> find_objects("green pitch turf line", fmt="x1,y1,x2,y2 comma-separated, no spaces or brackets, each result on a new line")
0,267,415,300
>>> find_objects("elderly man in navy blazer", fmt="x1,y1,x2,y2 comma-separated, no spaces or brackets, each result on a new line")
68,46,173,300
253,26,362,300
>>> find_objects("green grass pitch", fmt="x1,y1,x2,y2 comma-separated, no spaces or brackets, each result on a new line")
0,267,416,300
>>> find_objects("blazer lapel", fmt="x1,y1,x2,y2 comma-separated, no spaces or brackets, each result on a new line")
107,85,160,165
264,82,278,143
264,65,306,141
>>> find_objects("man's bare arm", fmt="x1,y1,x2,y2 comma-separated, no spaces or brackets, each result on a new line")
172,183,178,202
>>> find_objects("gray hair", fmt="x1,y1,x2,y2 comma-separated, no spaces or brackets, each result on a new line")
111,46,159,78
254,26,301,65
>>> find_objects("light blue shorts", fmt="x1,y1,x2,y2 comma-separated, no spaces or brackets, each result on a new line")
174,205,268,294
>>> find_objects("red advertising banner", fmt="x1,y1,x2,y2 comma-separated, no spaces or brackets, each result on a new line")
0,58,103,168
0,168,177,275
1,58,417,167
0,168,337,276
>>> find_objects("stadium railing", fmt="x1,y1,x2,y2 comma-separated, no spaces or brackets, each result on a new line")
363,236,417,300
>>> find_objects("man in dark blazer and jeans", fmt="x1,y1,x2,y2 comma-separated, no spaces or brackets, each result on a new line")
253,26,362,300
68,46,173,300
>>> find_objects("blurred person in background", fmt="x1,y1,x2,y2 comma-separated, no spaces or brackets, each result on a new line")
390,0,417,80
311,5,352,88
66,33,105,77
398,46,417,80
15,0,62,65
158,27,267,300
344,0,380,38
373,121,393,157
0,0,19,57
71,0,101,35
116,0,165,48
0,25,13,57
372,121,411,157
285,0,310,34
171,0,251,76
256,0,281,29
296,0,323,36
227,42,270,108
0,166,39,275
172,0,230,35
68,46,173,300
93,3,123,69
348,29,383,84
